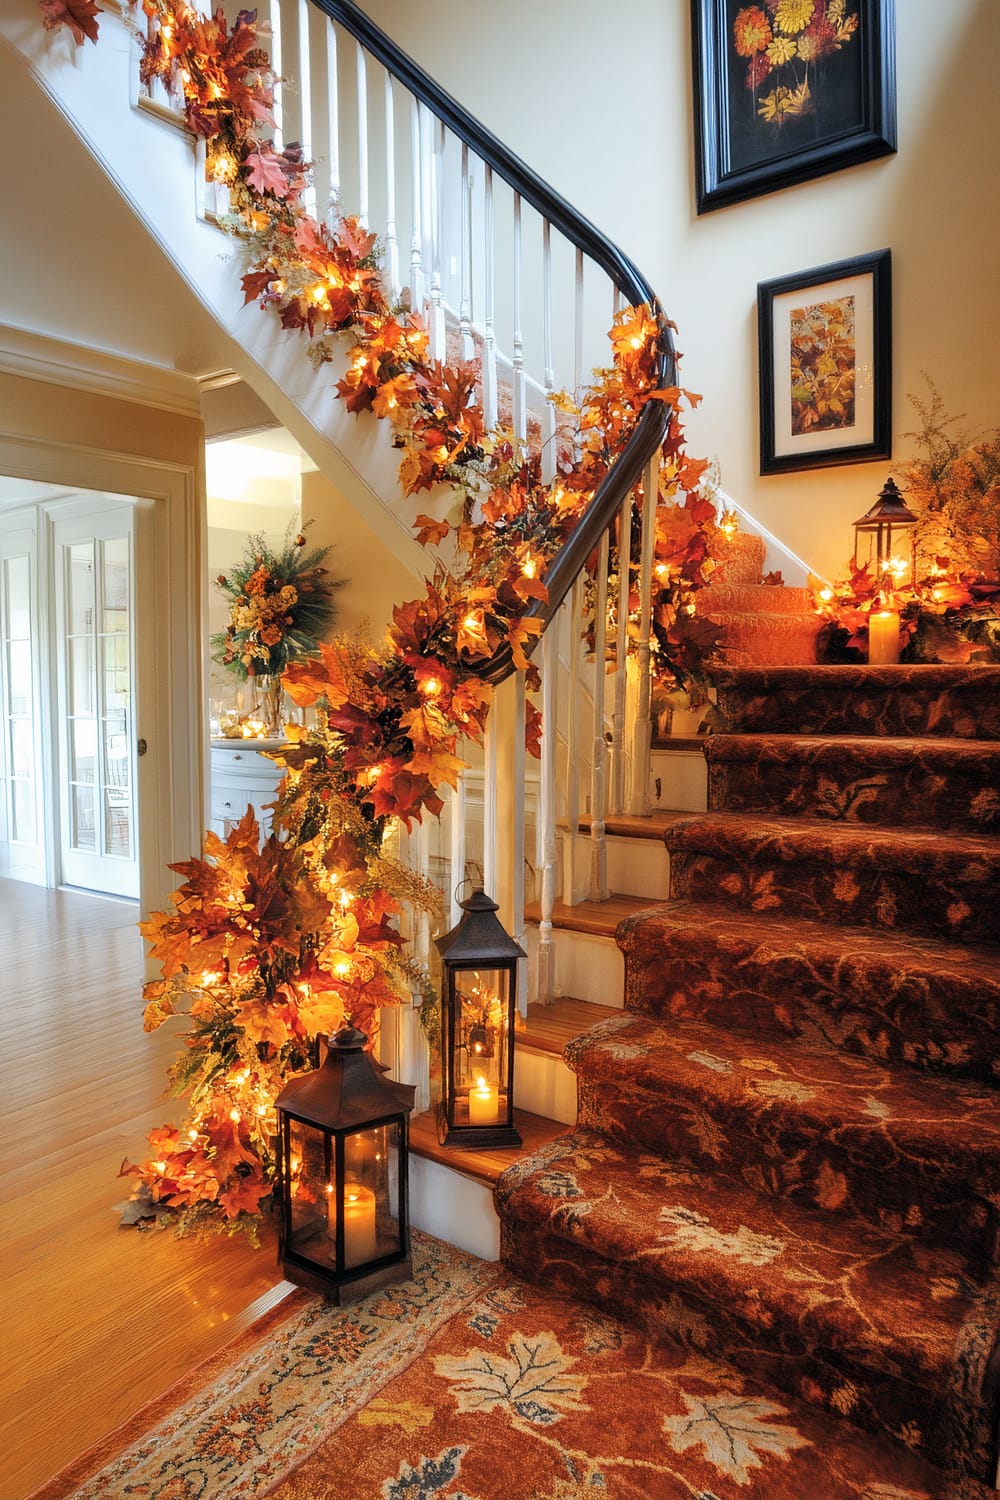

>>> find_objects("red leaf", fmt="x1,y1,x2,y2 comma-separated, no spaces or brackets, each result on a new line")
39,0,100,44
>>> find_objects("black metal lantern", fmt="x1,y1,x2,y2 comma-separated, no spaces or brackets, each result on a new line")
274,1026,415,1302
852,477,918,587
435,889,524,1149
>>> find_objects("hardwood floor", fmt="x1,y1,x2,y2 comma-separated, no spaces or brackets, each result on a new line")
0,879,287,1500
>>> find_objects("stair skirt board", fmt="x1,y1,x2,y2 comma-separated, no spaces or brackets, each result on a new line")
503,665,1000,1491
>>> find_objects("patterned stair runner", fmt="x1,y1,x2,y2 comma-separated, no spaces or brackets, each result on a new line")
496,663,1000,1491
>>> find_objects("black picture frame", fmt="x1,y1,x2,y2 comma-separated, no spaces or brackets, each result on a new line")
757,249,891,475
692,0,896,214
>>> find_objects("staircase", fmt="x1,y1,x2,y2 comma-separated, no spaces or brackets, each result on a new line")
498,662,1000,1493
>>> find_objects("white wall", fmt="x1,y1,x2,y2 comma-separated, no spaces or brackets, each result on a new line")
357,0,1000,581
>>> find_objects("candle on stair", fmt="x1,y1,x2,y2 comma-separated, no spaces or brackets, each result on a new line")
468,1076,499,1126
326,1181,378,1267
868,609,900,664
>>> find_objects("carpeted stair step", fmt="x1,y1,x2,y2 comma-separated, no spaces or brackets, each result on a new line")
712,663,1000,739
712,530,765,585
666,811,1000,944
617,898,1000,1084
495,1126,1000,1481
565,1011,1000,1261
705,732,1000,831
702,608,821,667
699,581,816,616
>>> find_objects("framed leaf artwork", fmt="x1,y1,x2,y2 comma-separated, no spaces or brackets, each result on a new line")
757,249,891,475
691,0,896,213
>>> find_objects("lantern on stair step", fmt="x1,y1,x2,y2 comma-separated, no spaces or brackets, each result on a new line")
274,1025,415,1302
853,477,919,588
435,889,524,1148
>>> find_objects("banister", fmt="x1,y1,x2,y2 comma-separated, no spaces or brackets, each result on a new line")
309,0,678,683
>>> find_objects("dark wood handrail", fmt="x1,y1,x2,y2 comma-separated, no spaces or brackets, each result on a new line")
310,0,677,682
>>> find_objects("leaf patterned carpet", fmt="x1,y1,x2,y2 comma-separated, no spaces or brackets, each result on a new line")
497,663,1000,1497
24,1231,977,1499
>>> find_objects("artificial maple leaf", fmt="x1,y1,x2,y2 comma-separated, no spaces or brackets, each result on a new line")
506,615,544,670
406,744,467,792
284,641,352,708
399,701,451,750
243,146,291,197
525,700,543,758
413,513,451,547
40,0,101,45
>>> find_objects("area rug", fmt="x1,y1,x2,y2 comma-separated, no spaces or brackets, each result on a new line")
27,1232,975,1499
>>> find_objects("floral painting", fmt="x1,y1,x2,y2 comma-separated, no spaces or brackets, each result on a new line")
692,0,896,212
789,292,856,436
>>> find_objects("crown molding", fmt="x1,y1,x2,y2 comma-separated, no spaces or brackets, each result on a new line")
0,323,207,417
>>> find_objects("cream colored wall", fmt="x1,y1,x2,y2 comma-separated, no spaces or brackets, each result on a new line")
0,371,204,469
301,469,422,642
358,0,1000,582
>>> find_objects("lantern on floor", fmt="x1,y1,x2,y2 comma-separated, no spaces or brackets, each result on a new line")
435,889,524,1148
853,477,918,587
274,1026,415,1302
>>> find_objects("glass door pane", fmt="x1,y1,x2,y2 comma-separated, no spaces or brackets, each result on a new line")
2,554,36,847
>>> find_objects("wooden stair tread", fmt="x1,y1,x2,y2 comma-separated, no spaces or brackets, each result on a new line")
409,1107,567,1187
524,893,652,937
521,996,619,1055
578,809,691,841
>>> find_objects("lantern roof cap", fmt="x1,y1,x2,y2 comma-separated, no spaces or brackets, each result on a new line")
275,1025,415,1129
435,887,526,964
853,476,919,529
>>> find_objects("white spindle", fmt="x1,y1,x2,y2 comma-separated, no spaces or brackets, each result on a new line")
459,143,474,363
628,456,659,814
541,219,557,484
512,676,528,1017
267,0,283,151
610,491,632,815
408,94,423,311
324,19,340,225
427,117,446,359
449,769,466,928
589,528,610,901
295,0,316,216
482,165,498,430
561,580,583,905
512,192,526,444
355,40,369,227
482,705,498,904
574,246,584,396
535,627,557,1004
383,68,399,297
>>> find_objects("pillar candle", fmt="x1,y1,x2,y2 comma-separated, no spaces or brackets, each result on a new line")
327,1181,378,1267
868,610,900,665
468,1078,499,1126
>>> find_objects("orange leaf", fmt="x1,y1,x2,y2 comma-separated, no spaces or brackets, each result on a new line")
413,513,451,547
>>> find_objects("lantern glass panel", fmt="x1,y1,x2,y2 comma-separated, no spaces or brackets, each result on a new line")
284,1117,328,1255
338,1124,402,1268
454,966,509,1127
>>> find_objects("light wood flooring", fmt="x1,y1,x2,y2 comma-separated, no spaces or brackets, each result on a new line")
0,878,288,1500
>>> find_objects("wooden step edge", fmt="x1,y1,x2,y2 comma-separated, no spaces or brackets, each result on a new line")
651,735,707,752
409,1106,567,1187
524,894,653,937
578,810,693,841
519,996,620,1055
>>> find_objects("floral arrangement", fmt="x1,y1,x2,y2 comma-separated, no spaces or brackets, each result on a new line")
213,525,342,684
44,0,728,1237
733,1,859,125
812,382,1000,664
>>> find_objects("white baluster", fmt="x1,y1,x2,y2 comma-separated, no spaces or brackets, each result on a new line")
482,703,498,905
267,0,283,151
427,116,446,359
534,627,557,1004
628,456,658,815
512,192,527,445
324,18,340,226
449,768,466,928
541,219,557,484
482,164,498,431
610,490,632,815
383,68,399,299
296,0,316,217
408,94,423,312
512,674,528,1018
561,579,583,905
355,40,369,227
574,246,584,398
590,528,610,901
459,142,474,363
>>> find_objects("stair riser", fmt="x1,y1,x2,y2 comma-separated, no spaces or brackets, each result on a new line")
525,927,625,1010
716,681,1000,740
575,1077,998,1265
499,1219,988,1481
669,850,1000,945
512,1048,577,1125
619,931,1000,1086
603,835,670,899
649,747,708,813
707,755,1000,833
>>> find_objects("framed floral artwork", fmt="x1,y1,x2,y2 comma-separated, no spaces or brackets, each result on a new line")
757,249,891,474
691,0,896,213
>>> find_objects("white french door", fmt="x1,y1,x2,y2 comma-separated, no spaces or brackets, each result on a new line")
0,524,44,883
53,504,138,898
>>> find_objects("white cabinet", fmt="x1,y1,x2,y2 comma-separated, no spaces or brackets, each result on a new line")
209,739,286,839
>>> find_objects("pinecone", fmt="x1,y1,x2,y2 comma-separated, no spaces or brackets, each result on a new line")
245,48,269,68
